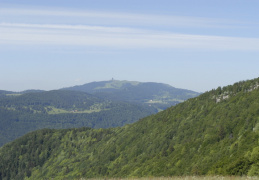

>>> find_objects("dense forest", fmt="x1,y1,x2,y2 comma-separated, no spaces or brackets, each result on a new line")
0,90,156,146
0,78,258,179
0,81,199,147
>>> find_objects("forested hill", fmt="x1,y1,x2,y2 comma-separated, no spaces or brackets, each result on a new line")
0,90,16,99
63,80,200,110
0,90,156,146
0,89,45,98
1,78,259,179
0,90,105,111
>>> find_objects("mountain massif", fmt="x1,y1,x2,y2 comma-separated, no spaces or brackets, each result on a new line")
0,78,258,179
0,80,199,146
64,80,200,110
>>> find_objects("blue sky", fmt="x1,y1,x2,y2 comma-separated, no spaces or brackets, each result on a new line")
1,0,259,92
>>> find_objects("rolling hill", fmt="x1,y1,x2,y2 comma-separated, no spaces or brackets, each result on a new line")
0,90,17,99
0,78,258,179
0,89,45,98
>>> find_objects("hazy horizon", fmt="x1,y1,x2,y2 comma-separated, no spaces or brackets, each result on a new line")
1,0,259,92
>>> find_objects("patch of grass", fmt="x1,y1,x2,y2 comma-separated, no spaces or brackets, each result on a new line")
47,106,109,114
95,80,140,90
145,99,183,104
47,107,69,114
6,94,21,96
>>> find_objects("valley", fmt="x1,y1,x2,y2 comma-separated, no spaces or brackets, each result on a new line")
0,78,258,179
0,80,199,147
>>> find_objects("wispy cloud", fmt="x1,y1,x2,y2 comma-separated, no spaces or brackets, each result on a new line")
0,23,139,33
1,22,259,51
0,7,239,28
0,6,259,51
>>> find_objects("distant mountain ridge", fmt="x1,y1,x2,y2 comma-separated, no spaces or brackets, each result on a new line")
64,80,141,93
64,80,200,110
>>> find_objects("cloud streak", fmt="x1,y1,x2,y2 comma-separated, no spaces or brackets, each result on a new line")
0,7,239,28
1,23,259,51
1,6,258,52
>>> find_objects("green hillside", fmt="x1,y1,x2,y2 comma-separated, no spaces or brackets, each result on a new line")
0,90,156,146
0,90,18,99
1,78,259,179
64,80,200,110
0,89,44,99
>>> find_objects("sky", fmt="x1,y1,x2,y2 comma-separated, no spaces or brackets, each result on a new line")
1,0,259,93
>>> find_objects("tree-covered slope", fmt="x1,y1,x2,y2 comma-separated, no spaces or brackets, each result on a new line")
64,80,200,110
0,90,156,146
0,90,17,99
1,78,259,179
0,89,45,99
0,90,105,112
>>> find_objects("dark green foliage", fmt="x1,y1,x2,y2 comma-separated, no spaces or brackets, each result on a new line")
0,90,156,146
0,89,44,99
0,90,103,111
1,78,259,179
0,80,199,147
0,90,18,99
0,128,71,180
